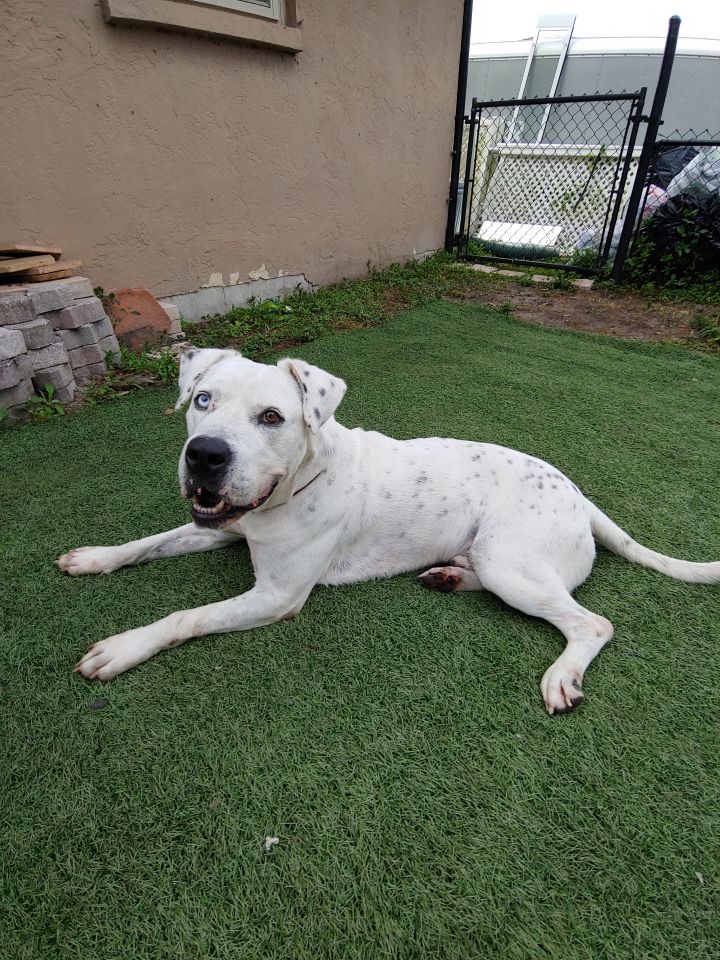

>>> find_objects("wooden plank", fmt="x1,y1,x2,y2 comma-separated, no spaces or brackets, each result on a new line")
18,268,77,282
0,254,56,274
13,259,82,278
0,243,63,260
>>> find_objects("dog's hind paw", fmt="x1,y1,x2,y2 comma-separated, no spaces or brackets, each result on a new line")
418,566,465,592
541,663,585,715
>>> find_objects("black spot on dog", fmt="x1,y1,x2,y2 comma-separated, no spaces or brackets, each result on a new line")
440,508,449,517
537,481,544,490
330,379,335,387
314,407,321,419
319,387,326,397
303,370,310,378
471,454,481,461
416,474,428,483
301,383,308,393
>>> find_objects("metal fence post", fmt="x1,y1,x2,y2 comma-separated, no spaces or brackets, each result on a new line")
445,0,474,253
610,15,681,281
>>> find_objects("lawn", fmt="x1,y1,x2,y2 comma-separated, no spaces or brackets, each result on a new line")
1,301,719,959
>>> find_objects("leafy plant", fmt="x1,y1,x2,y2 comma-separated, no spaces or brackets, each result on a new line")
624,195,720,288
551,271,577,291
82,376,125,406
26,384,65,423
119,346,179,384
465,238,493,258
93,286,118,308
567,247,600,271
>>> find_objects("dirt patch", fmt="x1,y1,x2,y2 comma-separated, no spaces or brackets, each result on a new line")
449,279,720,344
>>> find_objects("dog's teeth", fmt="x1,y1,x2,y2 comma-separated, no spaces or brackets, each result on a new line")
194,497,228,516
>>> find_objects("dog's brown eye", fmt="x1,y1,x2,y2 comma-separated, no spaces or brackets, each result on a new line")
261,409,283,425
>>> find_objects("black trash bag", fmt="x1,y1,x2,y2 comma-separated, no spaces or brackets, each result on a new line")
638,193,720,280
651,146,700,189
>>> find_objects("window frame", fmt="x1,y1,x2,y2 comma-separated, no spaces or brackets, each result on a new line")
101,0,303,54
187,0,281,22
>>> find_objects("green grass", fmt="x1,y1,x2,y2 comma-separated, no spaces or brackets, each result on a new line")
2,302,719,959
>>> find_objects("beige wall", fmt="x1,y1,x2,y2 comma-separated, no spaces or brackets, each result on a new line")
2,0,463,299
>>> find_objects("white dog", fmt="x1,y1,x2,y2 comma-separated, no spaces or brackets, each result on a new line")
57,348,720,714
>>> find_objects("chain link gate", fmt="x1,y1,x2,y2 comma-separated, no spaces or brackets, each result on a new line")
452,92,646,275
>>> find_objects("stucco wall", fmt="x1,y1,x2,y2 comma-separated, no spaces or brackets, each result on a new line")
2,0,463,298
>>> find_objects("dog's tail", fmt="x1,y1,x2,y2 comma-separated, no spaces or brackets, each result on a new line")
590,505,720,584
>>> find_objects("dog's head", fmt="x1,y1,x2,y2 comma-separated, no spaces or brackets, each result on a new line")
176,348,346,527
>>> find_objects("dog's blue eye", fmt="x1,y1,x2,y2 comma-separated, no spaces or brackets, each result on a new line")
195,392,211,410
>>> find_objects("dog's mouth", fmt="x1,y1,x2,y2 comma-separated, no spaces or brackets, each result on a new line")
191,482,278,527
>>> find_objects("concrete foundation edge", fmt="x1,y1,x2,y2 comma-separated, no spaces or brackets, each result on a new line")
163,274,314,323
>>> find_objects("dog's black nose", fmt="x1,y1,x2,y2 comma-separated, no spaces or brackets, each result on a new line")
185,436,232,484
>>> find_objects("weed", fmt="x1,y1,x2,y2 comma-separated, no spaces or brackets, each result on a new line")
82,377,123,406
184,254,485,359
691,314,720,351
93,286,118,309
465,238,493,258
551,272,577,291
567,247,601,271
119,346,179,383
25,385,65,423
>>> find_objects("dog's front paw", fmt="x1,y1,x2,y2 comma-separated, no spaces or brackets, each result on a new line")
56,546,124,576
74,629,158,680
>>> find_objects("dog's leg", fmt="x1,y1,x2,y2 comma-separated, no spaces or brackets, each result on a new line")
476,563,613,715
56,523,242,576
74,580,310,681
73,534,338,680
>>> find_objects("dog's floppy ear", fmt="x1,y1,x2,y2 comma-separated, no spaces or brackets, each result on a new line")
278,358,347,432
175,348,241,410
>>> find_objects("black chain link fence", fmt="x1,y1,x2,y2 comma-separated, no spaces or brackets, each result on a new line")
455,93,645,274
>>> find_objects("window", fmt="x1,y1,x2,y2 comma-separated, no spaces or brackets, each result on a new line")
101,0,302,53
509,15,576,143
189,0,281,21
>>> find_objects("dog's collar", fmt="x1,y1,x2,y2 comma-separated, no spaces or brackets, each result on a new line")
293,469,326,498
